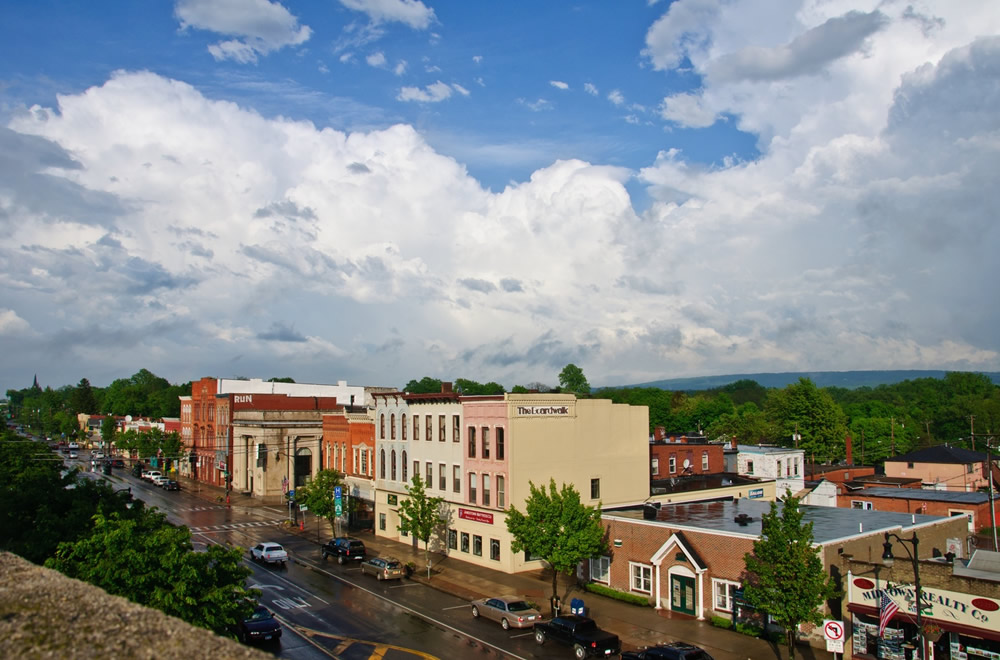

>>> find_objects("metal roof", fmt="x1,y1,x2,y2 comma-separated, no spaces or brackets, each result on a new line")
850,487,991,504
887,444,986,464
605,498,950,544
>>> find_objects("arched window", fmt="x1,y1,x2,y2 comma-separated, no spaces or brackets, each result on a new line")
380,448,386,479
391,449,397,480
391,414,396,440
401,414,407,440
402,451,408,482
380,414,385,439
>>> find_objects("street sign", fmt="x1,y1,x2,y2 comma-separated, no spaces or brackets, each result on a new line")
826,639,844,654
823,620,844,642
334,486,342,498
299,505,308,512
335,502,342,516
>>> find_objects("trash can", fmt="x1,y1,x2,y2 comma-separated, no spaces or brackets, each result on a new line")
570,598,585,615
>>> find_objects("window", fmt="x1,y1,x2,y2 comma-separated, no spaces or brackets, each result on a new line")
668,455,676,473
469,472,477,503
483,474,491,507
401,451,408,482
651,458,659,476
453,465,461,493
439,463,446,491
777,460,782,476
390,414,396,440
379,414,385,439
391,450,397,481
453,415,460,442
461,532,470,553
413,415,419,441
380,449,386,479
426,462,433,486
473,535,483,556
844,471,850,481
590,478,600,500
482,427,490,459
362,448,369,475
713,579,740,612
746,460,754,475
967,463,975,474
950,510,975,532
630,563,652,594
401,414,407,440
413,460,418,483
379,513,386,531
794,458,800,476
448,529,457,550
497,428,504,460
490,539,500,561
426,416,432,441
468,427,476,458
703,451,710,471
497,475,505,508
907,461,914,469
851,500,873,510
439,415,446,442
590,556,610,583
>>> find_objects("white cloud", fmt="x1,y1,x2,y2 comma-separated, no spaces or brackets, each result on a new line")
550,80,569,90
366,51,387,68
397,80,455,102
607,90,625,106
659,91,716,128
472,55,483,64
518,98,553,112
452,83,470,96
338,0,436,30
175,0,311,63
0,309,31,336
393,60,408,76
584,82,599,96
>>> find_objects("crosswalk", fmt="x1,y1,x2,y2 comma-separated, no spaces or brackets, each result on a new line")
189,519,285,532
176,505,230,512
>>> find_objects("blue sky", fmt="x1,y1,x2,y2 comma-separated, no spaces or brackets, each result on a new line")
1,0,998,394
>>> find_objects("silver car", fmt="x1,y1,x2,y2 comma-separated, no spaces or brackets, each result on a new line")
471,595,542,630
359,556,404,580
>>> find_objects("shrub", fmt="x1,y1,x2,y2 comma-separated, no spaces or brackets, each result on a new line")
734,622,765,638
710,615,731,629
584,582,650,607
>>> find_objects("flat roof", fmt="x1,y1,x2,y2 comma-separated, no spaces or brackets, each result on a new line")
605,498,950,543
850,487,991,504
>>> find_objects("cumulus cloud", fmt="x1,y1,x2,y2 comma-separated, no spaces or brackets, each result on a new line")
175,0,311,63
659,91,717,128
550,80,569,90
607,90,625,106
367,51,387,68
397,81,458,102
584,82,598,96
338,0,435,30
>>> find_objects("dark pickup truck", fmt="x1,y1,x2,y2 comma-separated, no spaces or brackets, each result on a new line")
533,615,621,659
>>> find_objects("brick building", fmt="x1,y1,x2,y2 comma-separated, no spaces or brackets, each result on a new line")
649,433,725,479
321,405,376,530
885,445,995,492
838,487,1000,534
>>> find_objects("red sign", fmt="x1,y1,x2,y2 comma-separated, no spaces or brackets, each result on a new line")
459,508,494,525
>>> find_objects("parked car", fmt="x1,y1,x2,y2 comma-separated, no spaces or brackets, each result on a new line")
68,451,78,459
471,595,542,630
360,556,404,581
92,451,104,459
141,470,162,481
533,615,621,659
112,459,126,468
322,537,366,564
621,642,715,660
250,542,288,566
233,605,282,645
152,475,171,487
162,479,180,491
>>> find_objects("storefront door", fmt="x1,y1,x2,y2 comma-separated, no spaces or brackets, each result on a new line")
671,574,695,616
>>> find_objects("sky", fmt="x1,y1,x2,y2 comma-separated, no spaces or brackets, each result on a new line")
1,0,999,395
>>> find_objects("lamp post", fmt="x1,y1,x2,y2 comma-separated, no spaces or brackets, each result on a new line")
882,532,924,660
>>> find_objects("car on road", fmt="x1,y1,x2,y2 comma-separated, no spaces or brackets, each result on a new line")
250,542,288,566
322,537,366,564
93,451,104,459
142,470,162,482
360,556,404,581
621,642,715,660
471,595,542,630
162,479,180,491
112,459,126,468
152,475,171,487
533,615,621,659
233,604,282,645
68,451,78,459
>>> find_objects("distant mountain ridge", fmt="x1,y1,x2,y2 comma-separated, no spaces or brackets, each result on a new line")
608,370,1000,392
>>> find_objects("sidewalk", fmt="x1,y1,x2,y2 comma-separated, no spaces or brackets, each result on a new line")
180,477,834,660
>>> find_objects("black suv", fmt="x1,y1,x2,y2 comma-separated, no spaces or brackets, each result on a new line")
322,537,366,564
621,642,714,660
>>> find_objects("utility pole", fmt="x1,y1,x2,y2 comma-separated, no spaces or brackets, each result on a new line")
971,415,976,451
890,417,895,456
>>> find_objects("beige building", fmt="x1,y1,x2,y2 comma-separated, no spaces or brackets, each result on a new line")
374,391,650,574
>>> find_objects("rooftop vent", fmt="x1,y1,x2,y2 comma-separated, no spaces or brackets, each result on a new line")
734,513,753,526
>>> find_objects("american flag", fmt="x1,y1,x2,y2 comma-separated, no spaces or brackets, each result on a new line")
878,590,899,637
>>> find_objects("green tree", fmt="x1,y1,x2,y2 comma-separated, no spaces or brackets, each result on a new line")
705,402,779,445
70,378,98,414
742,495,838,658
765,378,848,462
403,376,443,394
47,507,257,634
294,469,345,536
558,364,590,395
397,475,444,578
505,479,606,612
454,378,505,395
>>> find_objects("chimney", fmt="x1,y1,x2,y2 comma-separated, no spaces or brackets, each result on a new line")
845,435,853,466
441,381,453,393
730,436,737,450
654,426,665,442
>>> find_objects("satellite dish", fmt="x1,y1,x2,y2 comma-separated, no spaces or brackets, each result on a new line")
125,415,133,422
682,458,691,469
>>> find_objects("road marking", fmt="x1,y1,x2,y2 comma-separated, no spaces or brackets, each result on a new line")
441,604,468,611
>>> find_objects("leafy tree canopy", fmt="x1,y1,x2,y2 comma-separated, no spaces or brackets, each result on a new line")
558,364,590,394
454,378,505,395
267,377,296,383
742,495,838,658
505,479,606,607
403,376,443,394
765,378,848,462
295,469,345,535
397,475,445,575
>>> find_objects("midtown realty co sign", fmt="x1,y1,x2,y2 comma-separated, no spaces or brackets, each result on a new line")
848,576,999,628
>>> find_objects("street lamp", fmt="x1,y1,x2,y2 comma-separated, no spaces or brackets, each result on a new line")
882,532,924,660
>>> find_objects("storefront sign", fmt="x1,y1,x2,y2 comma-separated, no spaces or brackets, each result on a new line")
459,508,494,524
748,488,764,499
516,405,570,416
234,394,253,404
387,494,398,505
849,576,999,628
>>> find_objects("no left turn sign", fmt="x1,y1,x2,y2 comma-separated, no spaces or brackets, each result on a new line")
823,619,845,642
